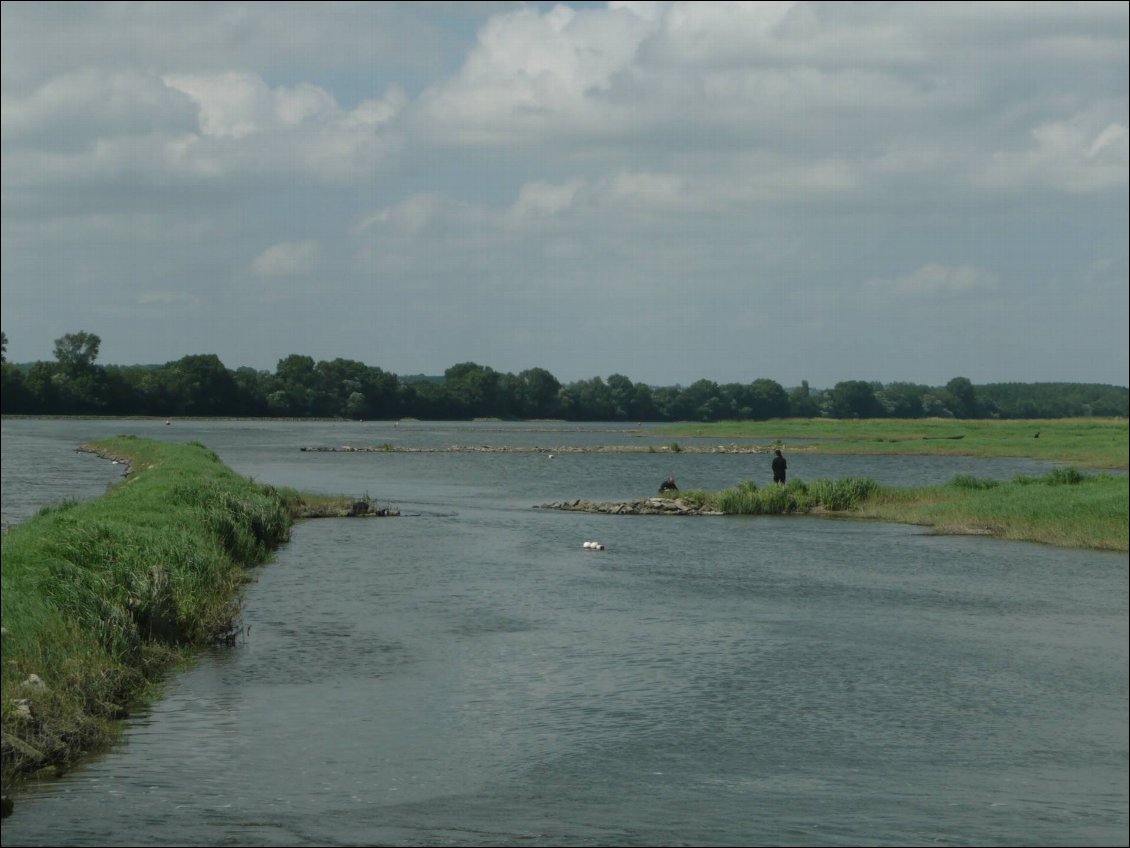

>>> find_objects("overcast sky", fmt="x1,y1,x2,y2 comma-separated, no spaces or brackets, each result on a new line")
2,1,1127,388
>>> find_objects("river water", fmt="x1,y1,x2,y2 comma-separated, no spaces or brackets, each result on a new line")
1,418,1127,846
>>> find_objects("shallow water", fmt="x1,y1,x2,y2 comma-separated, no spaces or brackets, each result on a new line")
1,419,1127,846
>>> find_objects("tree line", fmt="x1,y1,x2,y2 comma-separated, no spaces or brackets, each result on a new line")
1,331,1126,420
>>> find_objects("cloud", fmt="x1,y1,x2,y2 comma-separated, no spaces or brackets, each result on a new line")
0,2,1125,386
252,241,320,277
865,265,999,298
1,70,406,195
991,113,1128,193
137,291,199,306
0,2,470,90
0,68,197,147
408,1,1127,202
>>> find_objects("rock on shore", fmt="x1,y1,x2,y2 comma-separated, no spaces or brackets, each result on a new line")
538,497,723,516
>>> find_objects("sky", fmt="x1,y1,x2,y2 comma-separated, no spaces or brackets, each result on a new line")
2,1,1127,389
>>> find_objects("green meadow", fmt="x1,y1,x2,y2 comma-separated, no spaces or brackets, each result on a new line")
679,468,1127,553
659,417,1129,469
661,419,1128,550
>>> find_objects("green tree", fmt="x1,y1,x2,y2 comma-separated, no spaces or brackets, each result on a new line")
165,354,240,415
748,378,790,419
628,382,659,421
788,380,820,418
570,376,616,420
51,331,106,412
674,379,722,421
444,362,500,417
945,376,980,419
516,367,562,418
606,374,636,420
831,380,885,418
0,362,31,412
53,331,101,374
274,354,318,415
879,382,928,418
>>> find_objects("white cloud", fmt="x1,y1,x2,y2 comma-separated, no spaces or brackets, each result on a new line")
252,241,320,277
982,108,1129,194
1,69,406,194
865,265,999,298
161,73,406,180
1,68,196,145
163,72,275,140
1,2,1126,385
509,180,585,219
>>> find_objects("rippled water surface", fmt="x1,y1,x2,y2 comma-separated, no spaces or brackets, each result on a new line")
2,419,1127,846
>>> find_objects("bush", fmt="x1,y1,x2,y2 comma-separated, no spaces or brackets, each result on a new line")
949,474,1000,490
1014,467,1086,486
1046,467,1084,485
809,477,879,510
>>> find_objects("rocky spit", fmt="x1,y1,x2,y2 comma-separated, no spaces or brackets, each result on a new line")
538,497,723,516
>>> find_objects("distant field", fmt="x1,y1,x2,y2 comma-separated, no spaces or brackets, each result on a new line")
658,418,1128,469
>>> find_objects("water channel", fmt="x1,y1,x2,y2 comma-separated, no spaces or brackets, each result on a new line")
1,418,1127,846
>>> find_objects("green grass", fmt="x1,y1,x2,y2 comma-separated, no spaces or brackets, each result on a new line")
658,418,1128,469
679,477,882,516
1,436,295,784
681,469,1128,552
859,469,1128,552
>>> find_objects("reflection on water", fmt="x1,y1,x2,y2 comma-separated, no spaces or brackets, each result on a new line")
1,419,1126,846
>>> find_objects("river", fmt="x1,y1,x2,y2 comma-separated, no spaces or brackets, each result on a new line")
1,418,1127,846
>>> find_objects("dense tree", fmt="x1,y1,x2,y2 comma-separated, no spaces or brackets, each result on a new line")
570,377,617,420
674,379,723,421
273,354,318,415
444,362,501,417
164,354,241,415
831,380,885,419
47,332,108,412
748,378,790,420
0,363,30,412
945,376,981,419
53,331,101,374
2,330,1126,419
515,368,561,418
788,380,821,418
879,382,928,418
627,381,659,421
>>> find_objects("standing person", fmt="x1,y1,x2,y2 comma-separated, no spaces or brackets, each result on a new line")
771,449,787,485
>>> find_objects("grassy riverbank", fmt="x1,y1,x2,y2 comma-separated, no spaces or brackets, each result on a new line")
679,468,1128,552
0,436,357,786
659,418,1128,469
